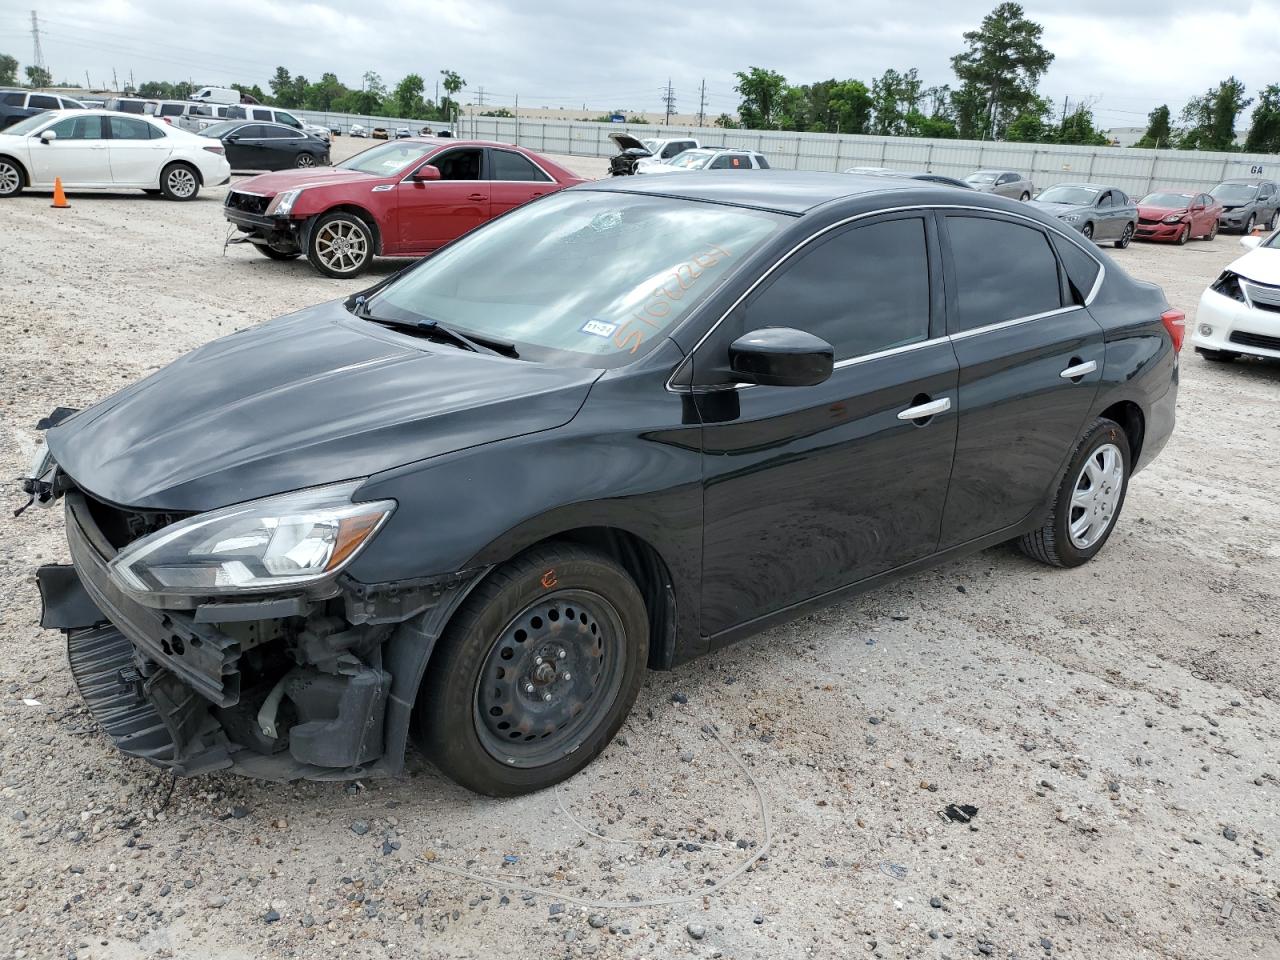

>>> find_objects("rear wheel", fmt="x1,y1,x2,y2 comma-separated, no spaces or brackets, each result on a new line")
1115,223,1133,248
159,162,199,201
1201,219,1218,241
1018,418,1130,568
414,542,648,796
294,152,317,168
0,157,25,197
306,211,374,278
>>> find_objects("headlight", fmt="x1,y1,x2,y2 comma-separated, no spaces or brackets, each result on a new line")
1060,214,1080,223
266,188,303,217
1163,213,1186,224
108,481,395,598
26,442,54,484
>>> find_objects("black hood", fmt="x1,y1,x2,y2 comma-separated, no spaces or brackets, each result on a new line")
47,301,600,511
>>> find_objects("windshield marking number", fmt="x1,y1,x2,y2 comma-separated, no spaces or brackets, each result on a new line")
613,243,733,354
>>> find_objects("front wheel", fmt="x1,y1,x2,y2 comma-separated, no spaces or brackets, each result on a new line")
306,211,374,278
1020,191,1030,202
1018,418,1130,568
414,542,649,796
159,162,199,201
1267,209,1277,231
1176,224,1190,245
1081,223,1094,240
255,243,301,260
0,157,26,197
1115,223,1134,248
1244,214,1256,235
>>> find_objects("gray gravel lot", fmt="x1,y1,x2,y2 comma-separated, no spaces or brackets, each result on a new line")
1,138,1278,960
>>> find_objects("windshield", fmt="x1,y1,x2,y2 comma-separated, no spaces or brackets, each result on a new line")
198,121,243,138
640,139,660,154
1211,183,1258,204
3,113,55,136
336,140,436,175
666,151,713,169
1141,192,1193,208
1037,185,1099,205
966,172,998,183
368,191,784,367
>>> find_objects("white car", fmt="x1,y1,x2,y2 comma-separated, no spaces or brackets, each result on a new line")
0,109,231,201
638,147,771,175
1191,232,1280,362
349,125,368,138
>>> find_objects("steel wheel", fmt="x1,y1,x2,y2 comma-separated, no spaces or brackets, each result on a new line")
1068,443,1124,550
473,589,627,768
0,159,21,197
295,153,317,168
313,217,370,275
165,166,197,199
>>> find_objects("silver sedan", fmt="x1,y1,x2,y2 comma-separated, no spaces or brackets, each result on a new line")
965,169,1035,200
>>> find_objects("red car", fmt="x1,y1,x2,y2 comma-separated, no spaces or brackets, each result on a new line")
1135,189,1223,244
224,138,586,277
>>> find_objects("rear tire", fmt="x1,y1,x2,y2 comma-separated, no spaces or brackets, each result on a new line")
1201,220,1218,241
0,157,25,197
305,211,374,278
414,542,648,796
294,153,318,168
1018,418,1130,569
1196,347,1238,363
159,162,199,201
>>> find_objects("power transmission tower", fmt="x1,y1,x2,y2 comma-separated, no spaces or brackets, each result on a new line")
697,78,706,127
476,86,486,108
30,10,46,72
662,78,676,124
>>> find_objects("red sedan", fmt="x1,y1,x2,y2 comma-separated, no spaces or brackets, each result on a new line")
1135,189,1223,244
223,138,587,277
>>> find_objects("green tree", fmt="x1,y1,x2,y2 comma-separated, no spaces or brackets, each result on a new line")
392,73,427,118
713,112,739,129
951,2,1054,140
1245,84,1280,153
439,69,465,123
828,79,873,134
871,68,922,136
481,107,514,118
24,64,52,88
305,73,347,111
1004,97,1052,142
232,83,267,104
1056,106,1109,146
268,66,292,104
0,54,19,86
1178,77,1251,150
1134,104,1172,148
734,66,787,129
906,111,958,138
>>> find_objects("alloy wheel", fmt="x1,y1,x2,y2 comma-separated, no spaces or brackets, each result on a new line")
296,154,316,167
1082,223,1093,239
1118,223,1133,248
1068,443,1124,550
166,167,196,199
0,161,21,196
473,589,627,768
314,218,369,273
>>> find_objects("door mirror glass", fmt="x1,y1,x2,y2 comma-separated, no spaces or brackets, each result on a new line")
1240,235,1261,249
412,164,442,181
729,328,834,387
38,129,56,142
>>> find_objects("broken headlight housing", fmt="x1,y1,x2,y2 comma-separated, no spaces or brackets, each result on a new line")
266,188,303,217
108,481,395,598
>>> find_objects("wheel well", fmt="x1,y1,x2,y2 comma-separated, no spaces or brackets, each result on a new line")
0,153,29,184
1099,400,1144,464
315,204,382,254
162,159,202,185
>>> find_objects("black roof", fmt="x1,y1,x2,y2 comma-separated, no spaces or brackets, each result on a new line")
579,170,963,215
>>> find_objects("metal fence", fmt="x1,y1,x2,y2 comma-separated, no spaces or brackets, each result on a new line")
295,110,1278,197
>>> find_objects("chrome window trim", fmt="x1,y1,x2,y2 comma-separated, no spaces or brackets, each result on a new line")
665,202,1106,393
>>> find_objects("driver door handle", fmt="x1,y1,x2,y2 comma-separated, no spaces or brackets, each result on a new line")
1059,360,1097,380
468,192,485,201
897,397,951,421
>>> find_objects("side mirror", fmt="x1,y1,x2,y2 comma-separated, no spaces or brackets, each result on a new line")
225,135,239,142
729,327,833,387
412,164,442,181
38,129,56,143
1240,235,1261,249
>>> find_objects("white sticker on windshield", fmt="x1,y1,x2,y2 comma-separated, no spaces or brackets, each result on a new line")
580,319,618,338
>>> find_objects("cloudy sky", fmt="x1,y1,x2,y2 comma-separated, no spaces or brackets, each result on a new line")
4,0,1279,128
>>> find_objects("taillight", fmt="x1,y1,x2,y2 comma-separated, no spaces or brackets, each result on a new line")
202,145,224,155
1161,308,1186,352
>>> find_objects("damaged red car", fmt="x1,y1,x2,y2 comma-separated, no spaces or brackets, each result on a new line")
223,137,586,277
1135,190,1222,244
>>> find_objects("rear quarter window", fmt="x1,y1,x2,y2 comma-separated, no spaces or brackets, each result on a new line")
1050,233,1102,304
946,216,1063,332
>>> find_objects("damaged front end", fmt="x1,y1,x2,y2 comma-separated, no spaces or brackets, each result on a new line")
31,461,483,782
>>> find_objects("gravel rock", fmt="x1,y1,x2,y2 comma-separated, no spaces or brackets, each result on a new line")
350,819,370,835
687,922,706,939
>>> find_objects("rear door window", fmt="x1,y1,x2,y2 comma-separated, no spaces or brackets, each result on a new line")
738,216,932,361
251,108,272,121
29,94,59,109
945,215,1064,332
489,149,552,182
107,116,154,140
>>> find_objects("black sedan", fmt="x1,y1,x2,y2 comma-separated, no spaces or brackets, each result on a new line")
29,173,1181,797
197,120,329,171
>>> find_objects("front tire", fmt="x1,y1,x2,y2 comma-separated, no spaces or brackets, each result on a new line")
1018,418,1130,568
306,211,374,278
159,162,199,201
1020,191,1030,201
0,157,26,197
1081,223,1094,240
1176,224,1190,245
255,243,301,260
1244,214,1255,235
1115,223,1133,248
415,542,649,796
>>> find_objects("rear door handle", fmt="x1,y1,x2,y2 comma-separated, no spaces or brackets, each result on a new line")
1059,360,1097,380
897,397,951,421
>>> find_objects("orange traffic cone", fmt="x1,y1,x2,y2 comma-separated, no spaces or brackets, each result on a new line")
50,177,69,209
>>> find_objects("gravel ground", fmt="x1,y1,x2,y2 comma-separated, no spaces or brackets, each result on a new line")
1,139,1278,960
